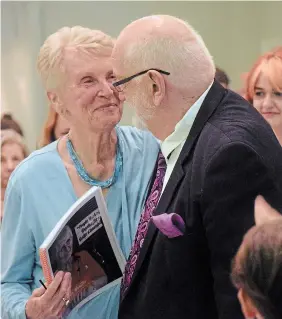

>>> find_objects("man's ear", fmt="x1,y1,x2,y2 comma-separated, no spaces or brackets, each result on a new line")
237,289,257,319
255,195,281,226
147,70,166,107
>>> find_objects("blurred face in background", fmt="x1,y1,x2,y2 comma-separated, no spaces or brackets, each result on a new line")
253,72,282,132
246,48,282,140
1,142,25,189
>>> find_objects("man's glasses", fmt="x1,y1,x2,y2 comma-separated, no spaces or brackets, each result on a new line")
113,68,170,92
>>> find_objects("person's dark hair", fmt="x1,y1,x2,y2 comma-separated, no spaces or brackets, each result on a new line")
215,67,230,87
231,221,282,319
1,113,24,136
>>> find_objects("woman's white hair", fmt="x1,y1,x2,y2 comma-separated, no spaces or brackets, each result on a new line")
123,18,215,91
37,26,114,90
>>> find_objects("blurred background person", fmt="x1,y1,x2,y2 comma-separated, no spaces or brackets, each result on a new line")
232,196,282,319
1,129,28,222
1,113,24,136
38,107,70,148
245,47,282,145
215,66,230,89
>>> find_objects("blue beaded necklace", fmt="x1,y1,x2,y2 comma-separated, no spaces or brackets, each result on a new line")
66,134,123,189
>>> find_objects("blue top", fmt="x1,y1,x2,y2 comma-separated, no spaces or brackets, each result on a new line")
1,126,159,319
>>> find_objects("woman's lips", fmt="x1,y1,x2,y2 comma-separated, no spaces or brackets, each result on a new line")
97,103,118,110
262,112,280,118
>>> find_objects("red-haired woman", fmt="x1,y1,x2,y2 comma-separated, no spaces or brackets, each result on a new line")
245,47,282,145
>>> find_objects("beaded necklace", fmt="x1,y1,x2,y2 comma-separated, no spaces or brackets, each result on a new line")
66,135,122,189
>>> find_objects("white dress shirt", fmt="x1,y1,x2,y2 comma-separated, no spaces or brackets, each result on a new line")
161,82,213,193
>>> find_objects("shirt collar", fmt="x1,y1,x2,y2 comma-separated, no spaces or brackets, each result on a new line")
161,81,213,160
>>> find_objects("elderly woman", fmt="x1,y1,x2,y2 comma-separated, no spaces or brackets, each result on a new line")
1,129,28,222
1,26,159,319
245,47,282,145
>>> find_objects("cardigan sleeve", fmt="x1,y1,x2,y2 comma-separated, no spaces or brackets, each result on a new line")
1,175,35,319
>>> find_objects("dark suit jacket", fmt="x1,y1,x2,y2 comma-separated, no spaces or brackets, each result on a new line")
119,81,282,319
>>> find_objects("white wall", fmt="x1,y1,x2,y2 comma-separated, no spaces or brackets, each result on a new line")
2,1,282,150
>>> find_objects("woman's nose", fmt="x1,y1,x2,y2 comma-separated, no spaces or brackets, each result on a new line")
98,81,115,98
7,160,16,172
262,94,274,109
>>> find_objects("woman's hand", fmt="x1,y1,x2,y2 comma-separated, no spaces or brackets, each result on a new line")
25,271,72,319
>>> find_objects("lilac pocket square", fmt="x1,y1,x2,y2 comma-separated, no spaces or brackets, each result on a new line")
151,213,185,238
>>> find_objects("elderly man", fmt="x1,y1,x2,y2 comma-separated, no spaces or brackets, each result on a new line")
112,15,282,319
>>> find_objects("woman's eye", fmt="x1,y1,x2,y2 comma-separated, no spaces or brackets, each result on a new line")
274,91,282,97
81,77,94,84
108,75,117,83
254,91,264,97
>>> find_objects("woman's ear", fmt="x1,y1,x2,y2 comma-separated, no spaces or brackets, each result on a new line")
47,91,61,113
238,289,257,319
255,195,281,225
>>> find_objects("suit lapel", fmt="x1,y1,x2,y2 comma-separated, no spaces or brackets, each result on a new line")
123,81,227,299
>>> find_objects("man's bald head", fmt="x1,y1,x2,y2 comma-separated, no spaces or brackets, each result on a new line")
112,15,215,139
113,15,215,91
116,15,196,49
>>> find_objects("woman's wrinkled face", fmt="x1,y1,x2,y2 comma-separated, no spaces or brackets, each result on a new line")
253,73,282,131
1,142,25,189
53,49,124,133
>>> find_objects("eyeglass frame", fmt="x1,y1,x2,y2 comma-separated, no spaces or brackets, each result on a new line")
112,68,170,91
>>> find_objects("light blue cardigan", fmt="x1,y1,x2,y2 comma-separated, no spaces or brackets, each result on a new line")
1,126,159,319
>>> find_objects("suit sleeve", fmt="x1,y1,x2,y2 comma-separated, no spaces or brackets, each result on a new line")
201,141,281,319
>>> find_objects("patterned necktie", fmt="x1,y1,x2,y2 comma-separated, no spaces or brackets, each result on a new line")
121,151,167,297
